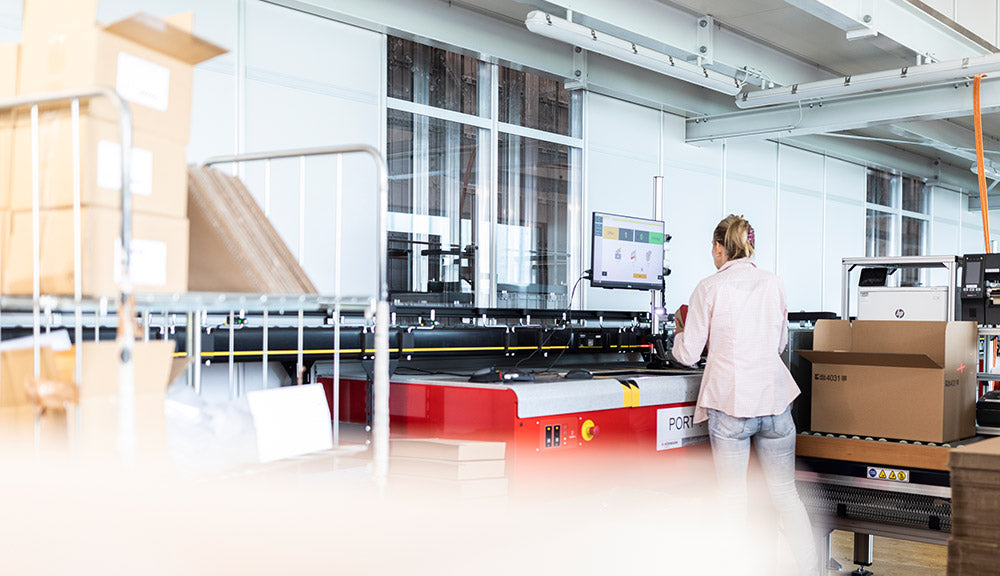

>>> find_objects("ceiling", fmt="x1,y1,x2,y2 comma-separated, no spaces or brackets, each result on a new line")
452,0,1000,192
655,0,919,75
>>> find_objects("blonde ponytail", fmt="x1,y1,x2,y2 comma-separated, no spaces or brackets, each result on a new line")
713,214,755,260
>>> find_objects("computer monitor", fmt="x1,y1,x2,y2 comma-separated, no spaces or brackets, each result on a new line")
590,212,665,290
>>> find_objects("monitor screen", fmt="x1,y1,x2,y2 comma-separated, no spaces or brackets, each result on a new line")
965,260,982,285
590,212,665,290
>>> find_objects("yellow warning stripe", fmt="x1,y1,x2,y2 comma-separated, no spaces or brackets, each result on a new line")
619,380,641,407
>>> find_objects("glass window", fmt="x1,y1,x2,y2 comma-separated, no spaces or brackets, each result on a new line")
387,36,481,116
866,209,895,257
866,168,897,208
387,109,481,304
902,176,929,214
497,133,574,308
901,216,928,286
499,67,577,137
386,37,582,310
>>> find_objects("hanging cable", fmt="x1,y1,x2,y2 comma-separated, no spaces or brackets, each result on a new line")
974,73,991,252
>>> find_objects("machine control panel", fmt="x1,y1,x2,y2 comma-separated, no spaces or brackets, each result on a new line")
537,417,595,450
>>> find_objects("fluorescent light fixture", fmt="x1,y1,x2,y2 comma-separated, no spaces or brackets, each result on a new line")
738,53,1000,109
525,10,742,96
971,162,1000,181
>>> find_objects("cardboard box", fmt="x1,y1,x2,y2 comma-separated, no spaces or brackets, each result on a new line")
0,43,17,210
0,339,181,460
798,320,977,443
389,438,507,461
3,207,188,296
0,209,8,273
76,340,178,458
9,109,187,217
391,456,506,480
18,0,226,145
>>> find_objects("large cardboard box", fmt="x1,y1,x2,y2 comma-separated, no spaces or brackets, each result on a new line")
3,207,188,296
9,109,187,217
0,43,17,210
18,0,226,145
798,320,977,443
76,340,178,459
0,340,181,460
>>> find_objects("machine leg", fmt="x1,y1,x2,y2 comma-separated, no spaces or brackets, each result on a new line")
821,530,842,572
850,532,874,576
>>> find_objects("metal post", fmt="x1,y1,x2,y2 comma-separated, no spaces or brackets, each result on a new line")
842,261,852,320
297,308,305,385
852,532,874,570
114,89,136,465
373,300,390,491
193,311,203,395
652,175,664,334
31,104,40,381
228,310,236,399
333,155,343,447
72,98,83,389
185,311,195,389
299,156,306,266
262,309,269,390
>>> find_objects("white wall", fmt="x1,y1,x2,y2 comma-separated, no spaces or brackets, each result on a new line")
778,146,825,313
242,2,380,297
822,156,865,317
95,1,382,298
584,93,660,312
581,95,988,318
660,113,723,313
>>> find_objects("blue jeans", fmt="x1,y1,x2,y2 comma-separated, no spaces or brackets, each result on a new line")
708,407,819,576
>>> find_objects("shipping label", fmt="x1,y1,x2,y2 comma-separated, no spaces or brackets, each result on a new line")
97,140,154,196
114,238,168,287
656,406,708,451
116,52,170,112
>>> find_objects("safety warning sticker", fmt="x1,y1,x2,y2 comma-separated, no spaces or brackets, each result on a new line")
866,466,909,483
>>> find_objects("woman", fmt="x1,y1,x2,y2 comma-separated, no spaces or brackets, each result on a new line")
671,214,818,575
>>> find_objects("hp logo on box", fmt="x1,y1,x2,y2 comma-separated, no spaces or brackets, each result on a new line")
895,309,905,319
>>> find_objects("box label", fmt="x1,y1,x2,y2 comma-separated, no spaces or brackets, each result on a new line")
114,238,167,287
814,372,848,382
866,466,910,483
116,52,170,112
656,406,708,451
97,140,154,197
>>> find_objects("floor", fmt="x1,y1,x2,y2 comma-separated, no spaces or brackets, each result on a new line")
828,531,947,576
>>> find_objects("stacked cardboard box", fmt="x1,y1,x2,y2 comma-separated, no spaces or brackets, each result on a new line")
948,437,1000,574
0,43,18,260
389,438,508,500
0,337,184,463
187,165,317,294
798,320,978,443
1,0,226,297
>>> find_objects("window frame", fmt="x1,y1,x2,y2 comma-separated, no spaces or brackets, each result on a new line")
385,35,584,309
865,168,932,286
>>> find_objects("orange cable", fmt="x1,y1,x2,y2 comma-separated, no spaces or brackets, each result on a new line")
974,73,991,252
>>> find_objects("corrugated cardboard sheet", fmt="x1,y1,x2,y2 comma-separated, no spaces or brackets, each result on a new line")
187,165,316,294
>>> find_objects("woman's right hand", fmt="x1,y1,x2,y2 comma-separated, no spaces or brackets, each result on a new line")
674,305,687,333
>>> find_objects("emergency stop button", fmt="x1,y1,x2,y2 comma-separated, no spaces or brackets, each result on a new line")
581,419,600,441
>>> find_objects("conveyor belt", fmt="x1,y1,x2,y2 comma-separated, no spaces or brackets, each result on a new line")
799,480,951,533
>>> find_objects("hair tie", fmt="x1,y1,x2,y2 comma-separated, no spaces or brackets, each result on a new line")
747,223,755,247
